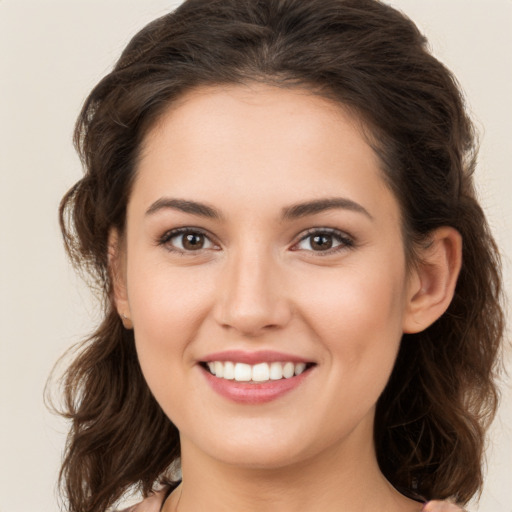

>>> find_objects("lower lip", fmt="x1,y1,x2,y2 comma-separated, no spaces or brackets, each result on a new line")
201,366,312,404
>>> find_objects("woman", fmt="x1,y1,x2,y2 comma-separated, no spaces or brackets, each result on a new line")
56,0,504,511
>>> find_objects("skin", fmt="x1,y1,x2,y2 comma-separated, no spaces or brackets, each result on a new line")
129,491,468,512
113,84,462,512
423,502,468,512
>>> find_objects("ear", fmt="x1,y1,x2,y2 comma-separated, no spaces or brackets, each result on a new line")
402,226,462,334
108,229,133,330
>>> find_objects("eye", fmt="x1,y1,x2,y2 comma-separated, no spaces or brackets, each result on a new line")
159,228,217,252
293,228,354,254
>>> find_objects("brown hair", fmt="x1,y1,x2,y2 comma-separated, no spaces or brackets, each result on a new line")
56,0,504,511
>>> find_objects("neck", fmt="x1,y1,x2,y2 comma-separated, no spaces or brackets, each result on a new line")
164,422,422,512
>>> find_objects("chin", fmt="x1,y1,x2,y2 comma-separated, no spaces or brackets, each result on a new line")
183,417,345,471
209,443,305,470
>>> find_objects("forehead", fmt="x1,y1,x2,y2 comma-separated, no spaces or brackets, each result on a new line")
142,84,371,160
133,83,398,225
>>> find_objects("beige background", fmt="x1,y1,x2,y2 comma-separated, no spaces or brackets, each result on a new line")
0,1,510,511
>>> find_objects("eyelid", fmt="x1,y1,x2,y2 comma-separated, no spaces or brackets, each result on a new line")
158,226,220,253
157,226,354,255
291,227,355,255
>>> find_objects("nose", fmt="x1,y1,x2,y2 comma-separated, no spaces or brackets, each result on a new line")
213,246,292,337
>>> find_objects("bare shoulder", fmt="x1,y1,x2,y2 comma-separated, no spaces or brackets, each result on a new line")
117,494,466,512
423,500,468,512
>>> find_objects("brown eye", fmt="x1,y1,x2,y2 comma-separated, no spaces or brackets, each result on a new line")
161,229,216,252
182,232,205,250
310,234,333,251
294,229,354,254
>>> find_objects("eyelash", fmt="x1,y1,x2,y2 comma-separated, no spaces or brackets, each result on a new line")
157,227,355,256
293,227,355,256
158,227,218,254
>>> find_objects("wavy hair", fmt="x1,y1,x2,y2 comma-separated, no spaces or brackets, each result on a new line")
56,0,504,510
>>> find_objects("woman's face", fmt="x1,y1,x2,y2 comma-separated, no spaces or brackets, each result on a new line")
116,84,420,469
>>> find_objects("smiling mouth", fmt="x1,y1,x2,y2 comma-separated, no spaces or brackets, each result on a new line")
201,361,316,383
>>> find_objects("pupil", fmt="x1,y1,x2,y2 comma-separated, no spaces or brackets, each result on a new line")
183,233,203,250
312,234,332,250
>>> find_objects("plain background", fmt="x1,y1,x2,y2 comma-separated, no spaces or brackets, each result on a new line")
0,1,510,511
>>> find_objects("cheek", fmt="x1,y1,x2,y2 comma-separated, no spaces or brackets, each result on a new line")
126,260,215,393
303,263,405,330
299,264,407,385
128,261,214,340
126,267,216,427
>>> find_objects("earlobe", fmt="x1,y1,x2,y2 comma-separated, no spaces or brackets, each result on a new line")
403,227,462,334
108,229,133,330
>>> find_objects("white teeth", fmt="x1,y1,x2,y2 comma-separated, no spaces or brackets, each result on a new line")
205,361,310,382
252,363,270,382
269,362,283,380
283,362,294,379
294,363,306,376
214,361,224,378
234,362,252,381
223,361,235,380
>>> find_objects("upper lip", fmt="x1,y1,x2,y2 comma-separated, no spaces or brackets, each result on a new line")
200,350,312,365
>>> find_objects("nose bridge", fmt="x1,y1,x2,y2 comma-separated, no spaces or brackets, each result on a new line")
215,239,290,335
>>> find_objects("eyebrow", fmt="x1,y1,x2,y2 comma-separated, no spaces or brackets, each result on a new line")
145,196,373,221
282,197,373,221
146,198,222,219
